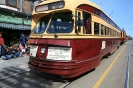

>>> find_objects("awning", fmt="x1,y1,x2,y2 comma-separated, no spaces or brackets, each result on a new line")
0,22,31,30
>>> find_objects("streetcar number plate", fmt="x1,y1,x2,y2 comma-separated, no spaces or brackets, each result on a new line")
47,47,72,60
30,45,38,57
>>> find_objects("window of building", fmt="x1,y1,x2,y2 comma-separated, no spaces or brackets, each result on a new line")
6,0,17,7
94,22,99,34
33,0,43,6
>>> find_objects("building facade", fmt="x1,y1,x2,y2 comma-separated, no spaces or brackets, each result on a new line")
0,0,33,46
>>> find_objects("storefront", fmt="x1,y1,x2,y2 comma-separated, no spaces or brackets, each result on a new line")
0,7,31,47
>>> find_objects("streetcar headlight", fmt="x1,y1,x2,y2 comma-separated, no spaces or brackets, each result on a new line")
41,48,46,54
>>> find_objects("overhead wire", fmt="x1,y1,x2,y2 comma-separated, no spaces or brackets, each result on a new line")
117,15,133,23
104,0,115,17
109,0,133,23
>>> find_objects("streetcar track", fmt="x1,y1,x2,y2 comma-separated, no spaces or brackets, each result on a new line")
0,70,37,88
31,71,68,83
0,69,68,88
0,69,78,88
2,77,29,88
29,70,77,88
62,82,73,88
0,69,30,80
0,70,29,88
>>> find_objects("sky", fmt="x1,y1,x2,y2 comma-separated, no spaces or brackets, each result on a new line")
90,0,133,37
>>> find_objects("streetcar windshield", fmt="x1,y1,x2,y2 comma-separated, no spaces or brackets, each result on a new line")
32,14,52,33
47,12,73,33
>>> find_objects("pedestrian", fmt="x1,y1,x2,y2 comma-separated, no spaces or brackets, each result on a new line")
20,33,27,48
0,32,4,56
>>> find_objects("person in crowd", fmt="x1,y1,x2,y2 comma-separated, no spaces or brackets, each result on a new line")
20,33,27,48
1,44,23,60
18,42,25,54
10,44,23,58
1,46,12,60
17,47,23,57
10,44,18,58
25,44,30,56
0,32,4,56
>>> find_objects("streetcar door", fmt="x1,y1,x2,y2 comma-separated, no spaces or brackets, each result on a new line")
75,10,83,34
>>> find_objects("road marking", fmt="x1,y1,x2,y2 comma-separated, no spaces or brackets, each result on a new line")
93,44,127,88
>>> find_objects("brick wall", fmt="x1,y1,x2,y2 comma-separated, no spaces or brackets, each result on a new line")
22,0,33,14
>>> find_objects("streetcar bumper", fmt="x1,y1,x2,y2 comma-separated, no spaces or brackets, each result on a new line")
28,57,77,78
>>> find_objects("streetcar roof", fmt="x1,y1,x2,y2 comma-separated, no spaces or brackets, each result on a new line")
32,0,121,30
32,0,102,15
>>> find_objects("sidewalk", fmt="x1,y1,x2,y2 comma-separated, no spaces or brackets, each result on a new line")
0,54,29,60
129,42,133,88
0,55,30,71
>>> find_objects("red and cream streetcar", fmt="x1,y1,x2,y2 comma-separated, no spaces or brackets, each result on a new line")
120,29,127,44
28,0,121,78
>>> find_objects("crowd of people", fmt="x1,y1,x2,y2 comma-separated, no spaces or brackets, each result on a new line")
0,32,30,60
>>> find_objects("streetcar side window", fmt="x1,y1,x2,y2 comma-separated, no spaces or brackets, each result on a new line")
121,31,123,37
94,9,99,16
110,29,112,36
101,24,104,35
113,30,115,36
105,26,106,35
106,27,109,35
83,12,91,34
114,31,116,36
114,31,115,36
112,30,114,36
108,28,111,36
112,30,113,36
78,12,81,20
94,22,99,34
115,31,117,36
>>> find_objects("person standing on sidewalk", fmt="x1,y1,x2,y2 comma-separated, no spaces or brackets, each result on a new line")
0,32,4,56
20,33,27,48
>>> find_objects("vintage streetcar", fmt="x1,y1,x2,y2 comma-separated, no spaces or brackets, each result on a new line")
28,0,122,78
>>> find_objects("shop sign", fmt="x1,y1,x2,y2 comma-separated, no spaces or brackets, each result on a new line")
0,12,31,25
